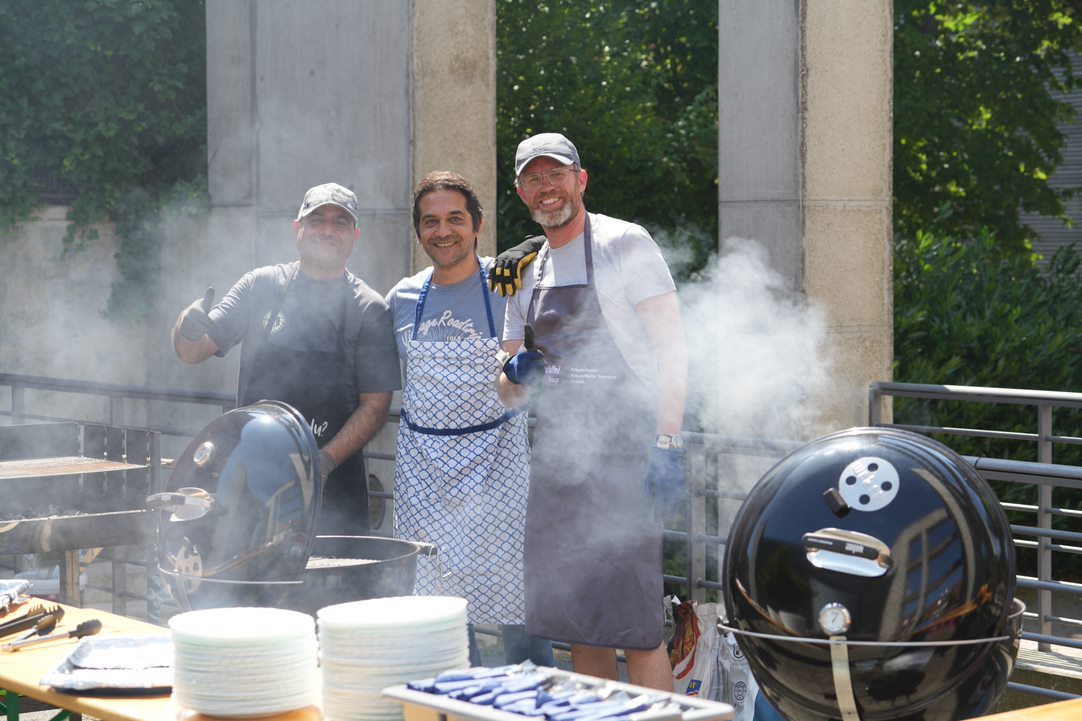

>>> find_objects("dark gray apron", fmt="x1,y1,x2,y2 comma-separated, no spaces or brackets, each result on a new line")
523,216,663,650
240,269,369,536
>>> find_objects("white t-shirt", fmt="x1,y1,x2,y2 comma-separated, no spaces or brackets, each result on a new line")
503,212,676,391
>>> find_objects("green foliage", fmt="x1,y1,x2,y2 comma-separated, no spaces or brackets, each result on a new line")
894,2,1082,579
894,0,1082,254
893,228,1082,577
895,226,1082,400
0,0,208,316
496,0,718,276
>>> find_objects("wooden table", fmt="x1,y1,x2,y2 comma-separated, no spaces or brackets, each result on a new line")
976,697,1082,719
0,602,175,721
0,603,323,721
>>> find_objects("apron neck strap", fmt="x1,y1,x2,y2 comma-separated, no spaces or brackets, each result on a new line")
529,214,593,322
534,214,593,283
266,265,351,351
412,258,496,340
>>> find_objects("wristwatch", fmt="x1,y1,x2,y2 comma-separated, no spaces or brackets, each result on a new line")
495,349,513,367
656,433,683,450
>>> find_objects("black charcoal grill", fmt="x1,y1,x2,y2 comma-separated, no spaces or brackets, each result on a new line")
0,422,159,606
150,401,429,616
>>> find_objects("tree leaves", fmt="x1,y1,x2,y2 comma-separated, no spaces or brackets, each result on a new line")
894,0,1082,253
0,0,208,316
496,0,718,273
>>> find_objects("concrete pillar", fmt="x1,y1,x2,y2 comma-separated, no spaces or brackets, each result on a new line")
201,0,496,284
411,1,498,273
802,1,894,428
719,0,893,433
202,0,413,297
718,1,802,288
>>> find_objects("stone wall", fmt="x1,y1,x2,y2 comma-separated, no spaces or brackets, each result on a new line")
1,0,892,440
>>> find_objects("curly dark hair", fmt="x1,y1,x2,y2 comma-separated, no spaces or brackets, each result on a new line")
411,170,484,236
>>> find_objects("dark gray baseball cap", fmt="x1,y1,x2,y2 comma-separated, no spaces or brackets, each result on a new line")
297,182,359,223
514,133,581,176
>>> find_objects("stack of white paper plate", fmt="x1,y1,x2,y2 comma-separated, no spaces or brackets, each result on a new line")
169,606,318,717
318,596,469,721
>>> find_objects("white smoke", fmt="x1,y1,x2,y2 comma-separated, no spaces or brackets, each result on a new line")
674,236,834,444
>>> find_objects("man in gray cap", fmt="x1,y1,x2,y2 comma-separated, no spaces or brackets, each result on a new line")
496,133,688,689
172,182,401,536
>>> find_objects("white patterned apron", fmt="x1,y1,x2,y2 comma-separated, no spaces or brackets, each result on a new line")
393,263,529,624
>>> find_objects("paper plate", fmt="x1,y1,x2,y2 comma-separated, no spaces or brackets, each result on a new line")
318,596,466,626
317,596,469,721
171,607,318,717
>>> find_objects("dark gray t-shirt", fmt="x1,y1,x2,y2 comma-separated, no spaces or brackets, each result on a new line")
208,262,401,405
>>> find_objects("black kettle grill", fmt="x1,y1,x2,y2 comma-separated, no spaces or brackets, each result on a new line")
724,427,1023,721
148,400,431,615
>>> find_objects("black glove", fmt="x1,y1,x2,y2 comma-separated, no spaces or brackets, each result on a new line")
318,449,337,486
645,445,685,520
503,324,546,386
178,287,216,341
488,236,545,297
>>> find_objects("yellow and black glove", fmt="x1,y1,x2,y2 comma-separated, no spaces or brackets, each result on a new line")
487,236,546,297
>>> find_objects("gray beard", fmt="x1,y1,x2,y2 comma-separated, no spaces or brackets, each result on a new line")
531,201,574,229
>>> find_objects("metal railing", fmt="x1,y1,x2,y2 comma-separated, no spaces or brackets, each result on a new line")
1,374,1080,702
870,382,1082,701
0,372,234,434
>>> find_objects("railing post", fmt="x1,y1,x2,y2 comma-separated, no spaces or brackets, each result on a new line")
110,396,124,427
1037,404,1053,651
11,385,25,424
868,384,882,426
688,438,708,604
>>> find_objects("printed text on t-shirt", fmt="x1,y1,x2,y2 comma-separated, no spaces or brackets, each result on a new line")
416,310,482,340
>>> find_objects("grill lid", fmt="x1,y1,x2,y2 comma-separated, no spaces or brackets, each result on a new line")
149,400,320,606
723,426,1017,720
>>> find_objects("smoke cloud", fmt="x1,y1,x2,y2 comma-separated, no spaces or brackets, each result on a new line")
674,236,834,443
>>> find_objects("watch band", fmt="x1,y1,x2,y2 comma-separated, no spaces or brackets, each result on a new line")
656,433,683,450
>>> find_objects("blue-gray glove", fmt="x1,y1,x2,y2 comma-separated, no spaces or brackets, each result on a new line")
503,350,545,385
178,287,217,341
318,449,337,486
503,324,546,386
645,446,685,519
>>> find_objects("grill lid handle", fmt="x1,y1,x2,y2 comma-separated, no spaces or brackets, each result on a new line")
803,527,892,577
146,487,215,521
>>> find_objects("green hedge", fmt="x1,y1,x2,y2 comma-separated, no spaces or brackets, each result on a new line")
894,228,1082,578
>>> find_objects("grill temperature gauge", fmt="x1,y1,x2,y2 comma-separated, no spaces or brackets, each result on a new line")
818,602,852,635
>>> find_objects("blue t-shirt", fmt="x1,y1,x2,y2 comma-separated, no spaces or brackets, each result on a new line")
385,259,506,361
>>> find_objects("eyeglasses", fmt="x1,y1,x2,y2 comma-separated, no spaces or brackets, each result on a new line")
517,166,578,192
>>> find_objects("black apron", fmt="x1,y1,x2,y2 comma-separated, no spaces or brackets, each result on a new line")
523,216,663,650
240,269,369,536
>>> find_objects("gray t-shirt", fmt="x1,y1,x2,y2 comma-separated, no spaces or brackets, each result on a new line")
504,212,676,391
208,261,401,405
385,258,506,360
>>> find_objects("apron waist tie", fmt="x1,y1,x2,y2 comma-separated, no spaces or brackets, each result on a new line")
401,406,526,436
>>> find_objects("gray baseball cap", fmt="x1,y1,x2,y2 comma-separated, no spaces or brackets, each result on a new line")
296,182,359,223
514,133,581,176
